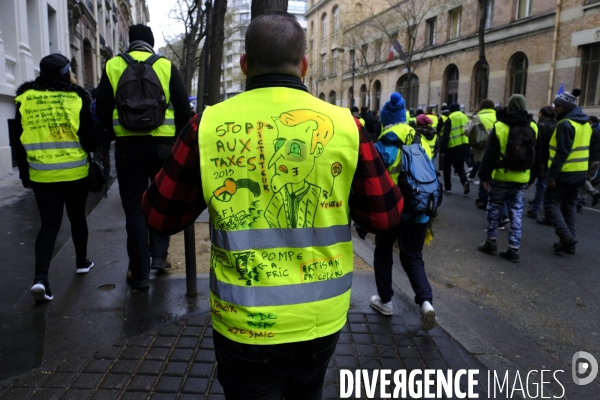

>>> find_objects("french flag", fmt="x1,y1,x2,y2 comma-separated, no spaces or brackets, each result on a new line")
387,40,407,62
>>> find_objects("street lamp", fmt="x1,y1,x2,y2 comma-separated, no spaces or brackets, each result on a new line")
351,49,355,108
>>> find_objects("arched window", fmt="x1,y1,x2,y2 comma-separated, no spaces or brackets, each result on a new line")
372,80,382,113
360,84,368,109
508,52,528,97
321,13,328,47
333,6,339,32
443,65,459,105
396,74,419,110
83,40,95,88
319,92,326,101
329,90,336,105
348,87,354,108
471,60,489,110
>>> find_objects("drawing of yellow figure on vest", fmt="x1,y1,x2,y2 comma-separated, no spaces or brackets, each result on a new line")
265,109,334,228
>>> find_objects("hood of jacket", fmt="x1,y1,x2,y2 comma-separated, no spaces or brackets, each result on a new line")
16,76,90,104
497,109,531,127
415,125,436,141
558,106,590,125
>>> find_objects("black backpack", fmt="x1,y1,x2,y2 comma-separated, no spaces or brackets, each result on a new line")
115,53,167,132
501,123,536,171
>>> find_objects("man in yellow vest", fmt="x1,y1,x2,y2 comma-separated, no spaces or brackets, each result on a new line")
477,95,538,262
142,13,403,398
440,102,471,194
544,89,592,254
14,54,97,301
96,24,190,289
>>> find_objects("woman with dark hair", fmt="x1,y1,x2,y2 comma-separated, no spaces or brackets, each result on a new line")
14,53,97,302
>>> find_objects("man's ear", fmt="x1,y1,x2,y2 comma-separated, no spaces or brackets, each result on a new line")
314,142,324,158
240,54,248,76
301,55,308,78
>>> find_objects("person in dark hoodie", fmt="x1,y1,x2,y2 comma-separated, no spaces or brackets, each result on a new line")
360,105,377,140
14,53,97,301
478,94,538,262
580,115,600,206
544,89,592,254
440,102,470,194
96,24,190,289
527,106,557,220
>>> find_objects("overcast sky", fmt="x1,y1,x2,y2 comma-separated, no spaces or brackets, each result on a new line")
146,0,185,50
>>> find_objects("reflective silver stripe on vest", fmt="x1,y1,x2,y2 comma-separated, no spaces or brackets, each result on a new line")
113,118,175,127
23,141,82,151
210,224,351,251
563,157,589,164
451,125,466,131
389,162,403,176
210,270,353,306
28,158,88,171
572,146,589,151
549,145,557,151
449,133,465,141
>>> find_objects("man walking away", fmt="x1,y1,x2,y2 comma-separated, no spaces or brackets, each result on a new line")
478,94,538,262
142,13,402,399
441,102,470,194
528,106,557,220
580,115,600,206
96,24,190,289
544,89,592,254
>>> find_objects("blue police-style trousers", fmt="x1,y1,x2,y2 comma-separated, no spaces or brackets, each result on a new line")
115,144,171,281
486,181,527,248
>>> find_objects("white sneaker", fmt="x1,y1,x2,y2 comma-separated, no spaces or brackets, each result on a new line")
370,295,393,315
444,189,452,194
420,301,436,331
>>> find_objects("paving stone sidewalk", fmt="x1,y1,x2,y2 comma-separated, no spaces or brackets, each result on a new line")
0,307,493,400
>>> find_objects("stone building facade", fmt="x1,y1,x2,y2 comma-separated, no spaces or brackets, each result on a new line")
306,0,600,118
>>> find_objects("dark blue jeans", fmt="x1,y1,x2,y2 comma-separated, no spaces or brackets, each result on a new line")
543,183,580,243
213,330,339,400
115,144,171,281
373,221,432,306
530,178,547,215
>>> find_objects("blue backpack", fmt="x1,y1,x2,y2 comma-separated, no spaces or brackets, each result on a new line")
398,134,442,216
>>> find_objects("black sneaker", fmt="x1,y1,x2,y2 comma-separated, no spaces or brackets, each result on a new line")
151,256,171,271
76,259,94,274
478,239,497,254
500,247,520,262
526,210,538,219
536,217,552,226
463,182,470,195
554,239,577,254
592,192,600,207
126,271,149,290
31,279,53,302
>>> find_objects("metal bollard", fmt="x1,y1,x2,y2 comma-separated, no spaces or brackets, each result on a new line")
184,224,198,297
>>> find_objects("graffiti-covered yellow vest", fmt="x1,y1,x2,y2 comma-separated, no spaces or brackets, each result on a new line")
492,121,538,183
106,51,174,137
15,89,88,182
448,111,469,148
548,120,592,172
377,123,432,184
199,87,360,345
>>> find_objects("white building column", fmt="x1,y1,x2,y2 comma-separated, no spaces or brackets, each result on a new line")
16,0,35,82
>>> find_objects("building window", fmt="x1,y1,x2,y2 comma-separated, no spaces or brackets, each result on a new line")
426,17,436,46
396,73,419,111
581,44,600,107
449,7,461,40
374,40,382,62
359,44,368,66
321,54,327,77
509,52,528,97
360,84,368,109
373,80,382,112
443,65,459,105
485,0,494,29
333,6,339,32
329,90,336,105
516,0,532,19
332,49,338,74
319,92,326,101
321,13,327,47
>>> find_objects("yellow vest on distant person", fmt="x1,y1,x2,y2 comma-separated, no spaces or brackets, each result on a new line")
16,89,88,182
492,121,538,183
199,87,359,345
548,119,592,172
448,111,469,148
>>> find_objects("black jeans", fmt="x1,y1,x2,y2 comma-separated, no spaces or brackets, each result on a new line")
443,156,468,191
214,330,339,400
115,144,171,281
31,178,89,278
373,221,432,306
543,183,580,243
93,138,112,175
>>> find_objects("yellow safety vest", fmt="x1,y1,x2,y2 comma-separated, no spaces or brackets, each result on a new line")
359,117,365,126
377,123,432,184
199,87,359,345
16,89,88,183
426,114,439,130
439,115,449,136
106,51,174,137
548,120,592,172
423,134,437,151
492,121,538,183
477,108,497,131
448,111,469,148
